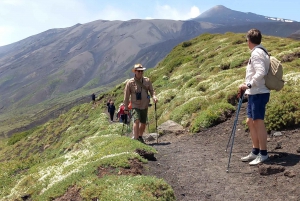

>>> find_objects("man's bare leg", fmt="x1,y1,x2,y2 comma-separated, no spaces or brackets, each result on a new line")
139,123,146,137
133,120,140,139
246,118,259,148
253,119,268,150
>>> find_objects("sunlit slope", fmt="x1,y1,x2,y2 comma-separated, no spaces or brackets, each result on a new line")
134,32,300,132
0,103,174,200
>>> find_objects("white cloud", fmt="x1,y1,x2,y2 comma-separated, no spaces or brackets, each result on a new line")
189,6,201,18
150,4,201,20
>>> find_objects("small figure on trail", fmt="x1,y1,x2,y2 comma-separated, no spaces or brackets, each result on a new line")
124,64,158,143
106,99,111,113
108,100,116,122
91,93,96,105
118,103,128,124
238,29,270,165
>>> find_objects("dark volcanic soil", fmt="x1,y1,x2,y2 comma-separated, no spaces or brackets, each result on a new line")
146,103,300,201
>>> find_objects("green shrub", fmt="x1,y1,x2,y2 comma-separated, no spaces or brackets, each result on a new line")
170,97,203,123
8,126,41,145
182,41,192,47
265,87,300,131
191,102,235,133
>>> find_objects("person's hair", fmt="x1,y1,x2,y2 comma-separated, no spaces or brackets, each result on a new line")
246,29,262,45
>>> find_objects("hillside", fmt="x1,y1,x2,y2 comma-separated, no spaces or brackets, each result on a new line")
1,32,300,200
0,19,208,137
2,5,300,138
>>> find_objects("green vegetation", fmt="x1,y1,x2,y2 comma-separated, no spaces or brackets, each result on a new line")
0,103,174,200
1,32,300,200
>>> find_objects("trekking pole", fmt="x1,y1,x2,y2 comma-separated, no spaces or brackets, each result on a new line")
147,117,150,133
155,102,158,144
226,92,245,172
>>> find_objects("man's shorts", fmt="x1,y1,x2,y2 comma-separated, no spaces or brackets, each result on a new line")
132,108,148,124
247,93,270,120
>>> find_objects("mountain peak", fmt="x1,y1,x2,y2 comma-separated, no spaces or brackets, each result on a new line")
193,5,278,25
197,5,232,18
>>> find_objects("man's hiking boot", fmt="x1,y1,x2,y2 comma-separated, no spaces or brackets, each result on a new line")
138,136,145,144
249,154,269,165
241,152,257,162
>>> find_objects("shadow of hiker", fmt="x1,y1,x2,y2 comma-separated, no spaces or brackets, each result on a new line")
265,151,300,167
148,142,171,146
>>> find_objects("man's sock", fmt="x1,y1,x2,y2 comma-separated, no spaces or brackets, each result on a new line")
252,148,260,155
260,150,268,156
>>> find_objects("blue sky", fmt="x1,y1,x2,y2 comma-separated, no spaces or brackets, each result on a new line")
0,0,299,46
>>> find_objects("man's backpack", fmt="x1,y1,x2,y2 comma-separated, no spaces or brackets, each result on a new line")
257,47,284,91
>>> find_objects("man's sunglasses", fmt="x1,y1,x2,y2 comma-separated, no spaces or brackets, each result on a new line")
135,70,144,73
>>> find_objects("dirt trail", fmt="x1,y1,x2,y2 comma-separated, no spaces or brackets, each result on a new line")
146,103,300,201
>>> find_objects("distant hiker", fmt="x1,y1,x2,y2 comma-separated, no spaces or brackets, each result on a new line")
91,93,96,105
106,99,111,113
238,29,270,165
108,100,116,122
124,64,158,143
118,103,128,124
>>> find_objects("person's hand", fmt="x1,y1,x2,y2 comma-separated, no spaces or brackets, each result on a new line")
153,96,158,103
237,84,247,99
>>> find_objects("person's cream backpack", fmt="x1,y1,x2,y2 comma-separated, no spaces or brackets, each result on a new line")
258,47,284,91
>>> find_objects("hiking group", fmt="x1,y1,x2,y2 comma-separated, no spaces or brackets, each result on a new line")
97,28,281,166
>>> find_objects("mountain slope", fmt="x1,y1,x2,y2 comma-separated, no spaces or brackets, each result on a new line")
1,5,300,137
0,19,207,110
1,32,300,200
0,19,211,135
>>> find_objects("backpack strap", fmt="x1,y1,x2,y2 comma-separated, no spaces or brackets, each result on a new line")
134,77,149,92
256,47,270,57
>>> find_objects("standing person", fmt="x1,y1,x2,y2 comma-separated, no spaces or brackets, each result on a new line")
124,64,158,143
108,100,116,122
91,93,96,105
118,103,127,124
106,99,111,113
239,29,270,165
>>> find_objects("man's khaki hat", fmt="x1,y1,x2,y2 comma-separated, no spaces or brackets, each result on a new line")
132,63,146,73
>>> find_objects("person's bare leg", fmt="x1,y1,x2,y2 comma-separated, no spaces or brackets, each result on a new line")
246,118,259,148
133,120,140,139
139,123,146,137
253,119,268,150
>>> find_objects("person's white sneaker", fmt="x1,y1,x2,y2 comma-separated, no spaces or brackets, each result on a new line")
241,152,258,162
249,154,268,165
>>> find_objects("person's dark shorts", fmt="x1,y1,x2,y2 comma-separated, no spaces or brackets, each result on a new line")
132,108,148,124
247,93,270,120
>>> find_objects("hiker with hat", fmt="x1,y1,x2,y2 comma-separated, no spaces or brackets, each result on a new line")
124,64,158,143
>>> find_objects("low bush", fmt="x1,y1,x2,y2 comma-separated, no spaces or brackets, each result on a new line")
191,102,235,133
